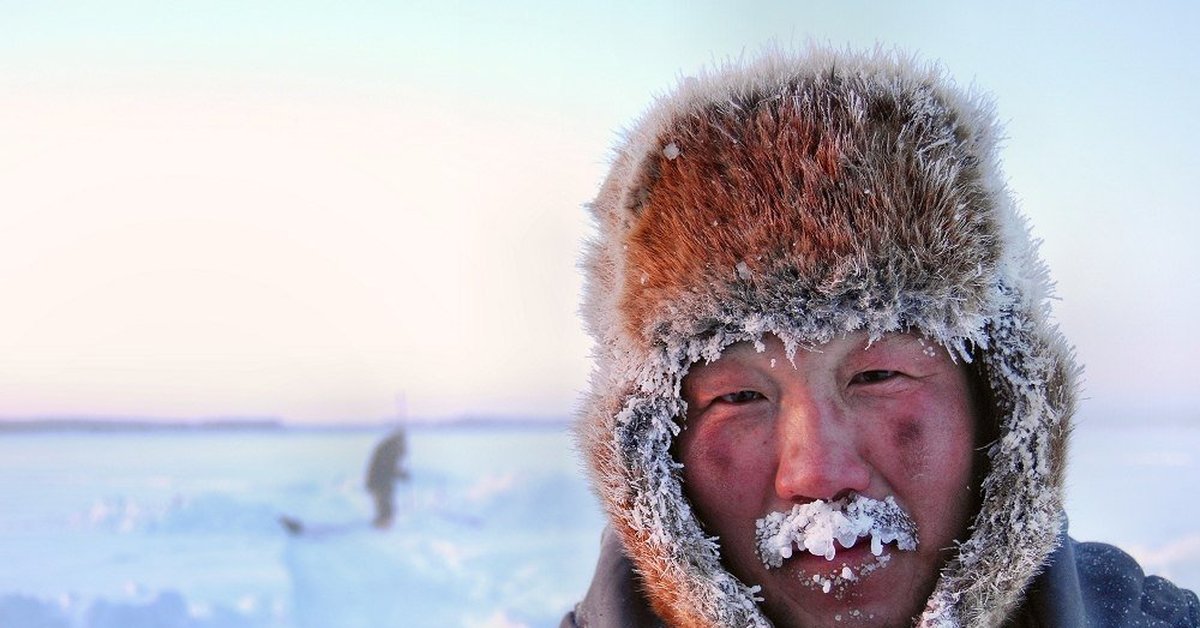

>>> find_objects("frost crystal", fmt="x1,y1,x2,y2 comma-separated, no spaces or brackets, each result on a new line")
663,142,681,160
755,494,918,568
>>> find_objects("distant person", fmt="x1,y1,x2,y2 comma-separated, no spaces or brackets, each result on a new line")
565,47,1199,626
365,428,409,529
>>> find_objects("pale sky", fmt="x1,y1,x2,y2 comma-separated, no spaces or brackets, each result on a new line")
2,1,1197,423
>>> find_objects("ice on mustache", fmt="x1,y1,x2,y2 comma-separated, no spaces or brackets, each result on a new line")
756,494,918,568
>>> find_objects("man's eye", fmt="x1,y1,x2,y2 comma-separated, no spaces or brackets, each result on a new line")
851,370,899,385
717,390,764,404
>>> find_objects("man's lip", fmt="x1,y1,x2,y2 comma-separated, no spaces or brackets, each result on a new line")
761,541,886,597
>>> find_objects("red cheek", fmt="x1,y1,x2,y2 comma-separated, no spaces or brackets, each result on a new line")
893,418,929,473
681,421,768,498
687,433,736,476
895,418,922,446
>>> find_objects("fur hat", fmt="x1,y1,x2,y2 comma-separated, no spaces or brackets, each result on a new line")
576,46,1078,627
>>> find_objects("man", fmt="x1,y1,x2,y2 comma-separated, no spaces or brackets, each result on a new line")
566,47,1198,627
366,427,409,529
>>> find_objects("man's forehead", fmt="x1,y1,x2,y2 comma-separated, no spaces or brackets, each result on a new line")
711,330,932,357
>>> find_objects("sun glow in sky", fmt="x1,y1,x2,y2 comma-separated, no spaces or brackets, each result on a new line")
2,1,1197,423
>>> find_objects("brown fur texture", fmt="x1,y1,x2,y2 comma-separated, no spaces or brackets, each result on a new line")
622,80,999,349
576,46,1078,627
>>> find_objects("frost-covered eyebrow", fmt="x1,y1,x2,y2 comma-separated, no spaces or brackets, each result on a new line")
861,333,932,353
682,344,773,392
849,335,946,368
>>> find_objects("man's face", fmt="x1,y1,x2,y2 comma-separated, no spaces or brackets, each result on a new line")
677,332,978,628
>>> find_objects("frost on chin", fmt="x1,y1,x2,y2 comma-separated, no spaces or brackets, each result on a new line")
755,494,918,570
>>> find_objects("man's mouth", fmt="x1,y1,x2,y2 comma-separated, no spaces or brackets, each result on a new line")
754,493,918,569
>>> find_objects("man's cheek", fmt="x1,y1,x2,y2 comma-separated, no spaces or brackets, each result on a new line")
891,417,929,475
687,417,748,463
684,429,770,512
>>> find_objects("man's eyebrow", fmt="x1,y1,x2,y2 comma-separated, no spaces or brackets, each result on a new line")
860,334,927,355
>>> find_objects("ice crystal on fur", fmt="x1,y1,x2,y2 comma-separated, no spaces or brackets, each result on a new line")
755,494,917,568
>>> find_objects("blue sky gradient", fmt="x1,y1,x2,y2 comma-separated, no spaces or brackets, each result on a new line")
2,1,1197,422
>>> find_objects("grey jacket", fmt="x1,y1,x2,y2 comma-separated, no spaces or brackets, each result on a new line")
563,526,1199,628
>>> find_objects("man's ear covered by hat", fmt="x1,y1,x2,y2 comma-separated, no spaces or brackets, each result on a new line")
566,46,1199,627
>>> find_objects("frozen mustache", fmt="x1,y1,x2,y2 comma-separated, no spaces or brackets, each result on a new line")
756,493,918,569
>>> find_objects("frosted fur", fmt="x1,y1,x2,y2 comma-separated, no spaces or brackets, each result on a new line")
576,45,1078,627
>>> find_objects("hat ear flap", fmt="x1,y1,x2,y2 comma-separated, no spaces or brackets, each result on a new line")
591,145,654,241
621,151,661,221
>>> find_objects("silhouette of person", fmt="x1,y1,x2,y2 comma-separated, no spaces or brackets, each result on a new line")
365,427,409,529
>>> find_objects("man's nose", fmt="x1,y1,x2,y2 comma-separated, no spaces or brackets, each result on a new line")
773,397,871,501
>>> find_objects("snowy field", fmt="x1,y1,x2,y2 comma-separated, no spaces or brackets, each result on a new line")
0,421,1197,628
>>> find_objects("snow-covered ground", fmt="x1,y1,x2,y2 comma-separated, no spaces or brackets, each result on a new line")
0,425,605,628
0,421,1196,627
